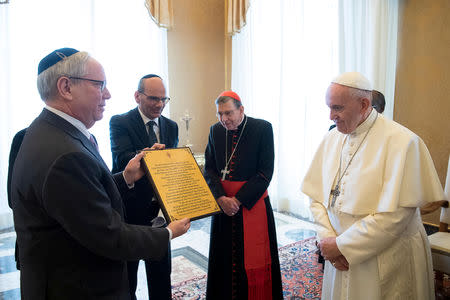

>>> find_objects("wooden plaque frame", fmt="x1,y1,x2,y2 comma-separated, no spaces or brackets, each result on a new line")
142,147,221,223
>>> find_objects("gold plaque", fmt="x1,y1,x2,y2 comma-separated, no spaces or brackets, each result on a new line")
142,147,221,222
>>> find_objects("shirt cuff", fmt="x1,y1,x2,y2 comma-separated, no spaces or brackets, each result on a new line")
166,227,173,240
122,173,134,189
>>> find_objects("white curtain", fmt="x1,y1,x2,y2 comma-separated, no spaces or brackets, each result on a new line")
0,0,169,229
338,0,399,118
232,0,398,220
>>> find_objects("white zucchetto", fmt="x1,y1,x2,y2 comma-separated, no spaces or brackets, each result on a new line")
332,72,372,91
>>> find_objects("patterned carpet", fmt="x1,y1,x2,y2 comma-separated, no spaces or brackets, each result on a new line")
172,237,323,299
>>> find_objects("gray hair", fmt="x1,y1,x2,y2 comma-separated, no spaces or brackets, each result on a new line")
215,96,242,109
348,87,372,103
37,51,90,101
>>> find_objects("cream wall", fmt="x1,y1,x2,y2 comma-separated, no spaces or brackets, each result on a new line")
167,0,230,154
395,0,450,224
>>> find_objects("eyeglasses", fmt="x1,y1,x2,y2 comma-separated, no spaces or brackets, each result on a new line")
139,91,170,104
69,76,107,91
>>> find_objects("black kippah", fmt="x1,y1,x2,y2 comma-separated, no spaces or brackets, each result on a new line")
38,48,79,75
141,74,161,80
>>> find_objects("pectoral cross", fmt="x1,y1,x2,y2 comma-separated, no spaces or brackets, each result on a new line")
221,167,230,181
330,184,340,207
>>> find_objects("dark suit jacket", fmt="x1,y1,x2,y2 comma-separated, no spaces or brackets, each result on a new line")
7,128,27,270
11,109,169,300
7,128,27,209
110,107,178,225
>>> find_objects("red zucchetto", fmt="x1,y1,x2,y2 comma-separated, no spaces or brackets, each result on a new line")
218,91,241,102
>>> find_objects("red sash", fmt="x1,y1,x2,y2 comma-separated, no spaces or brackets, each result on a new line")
221,180,272,300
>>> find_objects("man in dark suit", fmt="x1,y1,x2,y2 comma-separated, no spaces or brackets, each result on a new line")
110,74,178,300
10,48,190,300
7,128,27,270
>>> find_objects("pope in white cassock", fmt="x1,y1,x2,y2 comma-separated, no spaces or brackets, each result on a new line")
301,72,445,300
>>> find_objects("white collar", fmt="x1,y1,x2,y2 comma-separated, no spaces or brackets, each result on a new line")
350,108,378,137
138,107,159,126
45,105,91,139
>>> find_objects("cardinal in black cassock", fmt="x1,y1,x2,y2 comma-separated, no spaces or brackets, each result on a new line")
204,91,283,300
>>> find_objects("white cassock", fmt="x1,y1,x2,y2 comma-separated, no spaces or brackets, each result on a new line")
302,109,444,300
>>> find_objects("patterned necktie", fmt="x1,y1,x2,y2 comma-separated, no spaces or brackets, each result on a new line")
147,120,157,146
89,134,99,151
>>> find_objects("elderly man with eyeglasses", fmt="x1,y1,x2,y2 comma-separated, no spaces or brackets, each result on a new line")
204,91,283,300
10,48,190,300
109,74,178,300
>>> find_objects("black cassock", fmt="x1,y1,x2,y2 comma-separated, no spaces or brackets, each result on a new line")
204,115,283,300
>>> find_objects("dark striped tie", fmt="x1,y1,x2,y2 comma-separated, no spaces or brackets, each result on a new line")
147,120,157,146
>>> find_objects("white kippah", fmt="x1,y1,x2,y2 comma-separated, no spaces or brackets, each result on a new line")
331,72,372,91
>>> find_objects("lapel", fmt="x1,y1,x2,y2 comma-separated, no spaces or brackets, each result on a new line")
41,109,109,169
130,108,150,146
158,116,166,145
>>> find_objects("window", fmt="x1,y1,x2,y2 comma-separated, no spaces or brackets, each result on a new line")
0,0,169,224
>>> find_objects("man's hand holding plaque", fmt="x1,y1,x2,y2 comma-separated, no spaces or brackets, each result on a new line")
123,152,147,185
168,218,191,239
148,143,166,151
122,144,167,185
